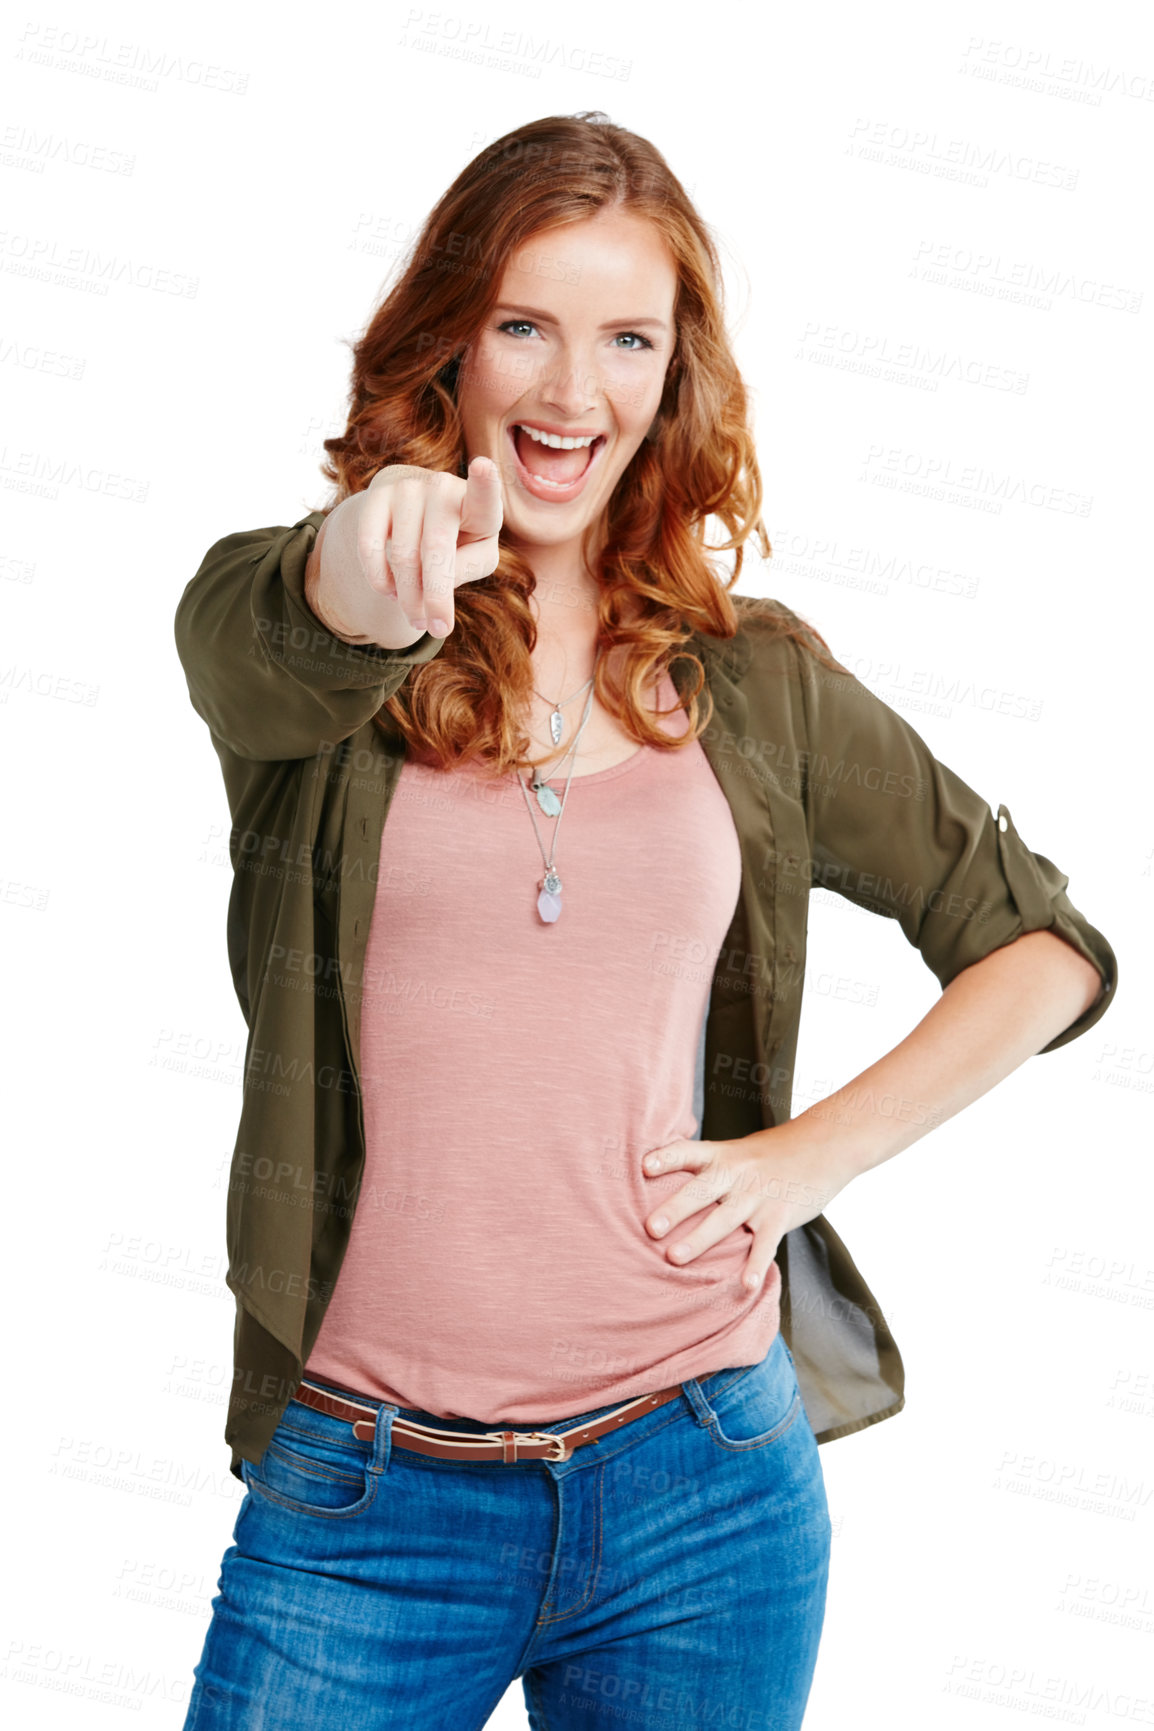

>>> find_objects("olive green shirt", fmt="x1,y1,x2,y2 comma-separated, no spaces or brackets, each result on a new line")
174,513,1118,1482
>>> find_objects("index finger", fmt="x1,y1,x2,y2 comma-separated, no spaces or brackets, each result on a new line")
457,455,504,545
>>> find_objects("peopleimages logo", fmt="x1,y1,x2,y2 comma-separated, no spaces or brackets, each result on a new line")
859,445,1093,517
847,117,1079,190
958,36,1154,105
911,240,1142,315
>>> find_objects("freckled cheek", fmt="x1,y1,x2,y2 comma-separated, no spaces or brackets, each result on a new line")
462,343,526,416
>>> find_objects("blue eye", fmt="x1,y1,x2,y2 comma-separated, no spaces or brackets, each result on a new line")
497,320,654,351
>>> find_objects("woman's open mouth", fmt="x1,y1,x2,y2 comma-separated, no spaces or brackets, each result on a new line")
507,423,608,503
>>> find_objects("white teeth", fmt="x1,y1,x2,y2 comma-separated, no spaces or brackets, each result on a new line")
516,424,599,450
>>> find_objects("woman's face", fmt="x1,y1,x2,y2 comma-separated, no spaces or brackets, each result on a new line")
456,205,678,566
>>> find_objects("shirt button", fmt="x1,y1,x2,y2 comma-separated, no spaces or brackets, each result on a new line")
783,946,797,963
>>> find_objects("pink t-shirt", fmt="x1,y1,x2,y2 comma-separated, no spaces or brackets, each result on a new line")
305,670,783,1422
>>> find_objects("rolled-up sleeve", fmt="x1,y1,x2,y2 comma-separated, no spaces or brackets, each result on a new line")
174,513,447,761
787,623,1117,1056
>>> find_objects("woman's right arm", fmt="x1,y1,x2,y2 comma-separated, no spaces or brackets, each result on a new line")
174,459,502,763
173,513,447,762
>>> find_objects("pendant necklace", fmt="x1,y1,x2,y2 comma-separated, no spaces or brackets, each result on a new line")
533,669,596,751
516,645,603,924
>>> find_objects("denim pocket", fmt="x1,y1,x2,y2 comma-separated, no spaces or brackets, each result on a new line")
241,1409,379,1519
697,1334,801,1453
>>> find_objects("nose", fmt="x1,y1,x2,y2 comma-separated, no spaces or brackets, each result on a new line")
538,348,602,419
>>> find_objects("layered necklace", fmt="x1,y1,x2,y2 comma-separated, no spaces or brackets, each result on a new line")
515,645,604,924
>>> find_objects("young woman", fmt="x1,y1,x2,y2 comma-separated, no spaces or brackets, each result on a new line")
176,112,1116,1731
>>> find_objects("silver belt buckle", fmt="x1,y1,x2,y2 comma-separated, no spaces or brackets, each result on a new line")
524,1428,573,1462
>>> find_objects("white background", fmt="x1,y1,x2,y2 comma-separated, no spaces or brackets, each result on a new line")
3,0,1151,1726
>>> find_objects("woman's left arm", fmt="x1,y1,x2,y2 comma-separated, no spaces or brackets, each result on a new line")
642,611,1118,1287
754,926,1104,1185
644,931,1104,1287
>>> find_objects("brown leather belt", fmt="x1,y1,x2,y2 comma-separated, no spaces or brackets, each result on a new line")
293,1376,688,1463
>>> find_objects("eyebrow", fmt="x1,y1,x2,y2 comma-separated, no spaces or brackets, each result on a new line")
492,303,670,332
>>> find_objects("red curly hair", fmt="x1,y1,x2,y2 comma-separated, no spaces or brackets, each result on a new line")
317,111,840,776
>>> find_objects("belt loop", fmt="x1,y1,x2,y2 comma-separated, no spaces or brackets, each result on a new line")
372,1399,399,1473
679,1375,714,1429
500,1430,519,1464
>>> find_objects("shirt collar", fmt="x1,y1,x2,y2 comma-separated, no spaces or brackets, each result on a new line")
675,604,754,699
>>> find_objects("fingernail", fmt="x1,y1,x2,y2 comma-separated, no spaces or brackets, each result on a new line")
428,619,450,637
410,616,427,633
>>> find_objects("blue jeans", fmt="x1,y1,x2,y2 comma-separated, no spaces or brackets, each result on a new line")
183,1331,831,1729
